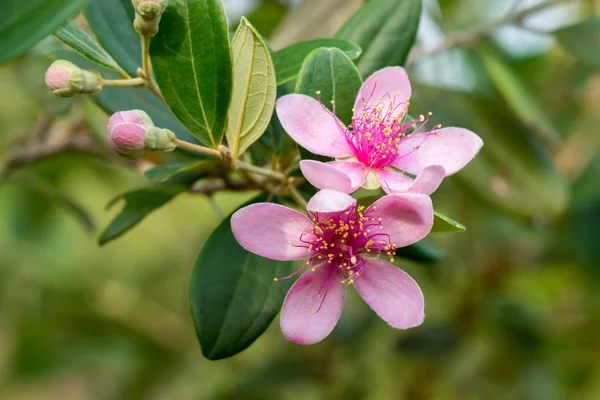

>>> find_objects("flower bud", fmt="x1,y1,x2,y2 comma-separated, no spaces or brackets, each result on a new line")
132,0,169,37
45,60,102,98
106,110,177,159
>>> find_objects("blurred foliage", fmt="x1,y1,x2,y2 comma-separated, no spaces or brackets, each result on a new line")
2,0,600,399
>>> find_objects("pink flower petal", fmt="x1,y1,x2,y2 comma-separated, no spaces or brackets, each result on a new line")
280,266,345,344
306,189,356,219
393,127,483,176
276,94,353,158
354,258,424,329
328,161,368,189
354,67,412,117
376,169,413,194
367,193,433,247
377,165,445,195
231,203,314,260
45,65,70,90
299,160,365,194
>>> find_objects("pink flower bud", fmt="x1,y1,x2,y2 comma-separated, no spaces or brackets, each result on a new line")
45,60,102,98
106,110,177,159
45,63,71,91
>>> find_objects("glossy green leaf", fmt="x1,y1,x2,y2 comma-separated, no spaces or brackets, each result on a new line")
226,18,277,161
152,0,233,147
54,21,127,76
190,194,294,360
144,160,210,181
433,211,465,233
478,47,561,150
99,164,206,245
0,0,87,65
553,18,600,69
295,47,362,127
99,184,186,245
84,0,140,77
49,49,198,144
273,38,362,85
335,0,421,77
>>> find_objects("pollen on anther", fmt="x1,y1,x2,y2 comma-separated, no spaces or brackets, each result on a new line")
273,278,279,282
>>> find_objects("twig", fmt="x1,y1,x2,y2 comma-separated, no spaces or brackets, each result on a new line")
28,113,54,143
174,139,221,157
188,178,254,195
102,77,146,87
207,195,225,219
407,0,579,65
141,36,152,78
174,139,286,183
288,186,308,209
6,135,116,171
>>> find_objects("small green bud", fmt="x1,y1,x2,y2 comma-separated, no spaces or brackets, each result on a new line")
45,60,102,98
132,0,169,37
145,127,177,152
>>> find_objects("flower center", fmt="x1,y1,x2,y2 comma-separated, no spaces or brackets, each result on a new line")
318,87,441,170
347,95,441,169
292,204,396,285
275,204,397,315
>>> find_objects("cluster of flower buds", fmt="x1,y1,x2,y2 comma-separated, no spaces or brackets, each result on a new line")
45,60,102,98
132,0,169,37
106,110,177,159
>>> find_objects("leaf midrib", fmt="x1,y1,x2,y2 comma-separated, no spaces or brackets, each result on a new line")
184,0,215,147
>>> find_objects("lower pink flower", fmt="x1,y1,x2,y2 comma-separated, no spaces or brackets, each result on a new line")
231,189,433,345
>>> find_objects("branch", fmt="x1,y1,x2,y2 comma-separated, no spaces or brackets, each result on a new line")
6,135,118,171
188,178,255,195
407,0,578,65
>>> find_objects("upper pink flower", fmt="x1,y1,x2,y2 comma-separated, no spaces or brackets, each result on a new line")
231,189,433,345
276,67,483,194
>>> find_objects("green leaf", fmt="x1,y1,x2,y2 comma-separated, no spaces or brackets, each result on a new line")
151,0,233,147
273,38,362,85
49,49,199,144
99,184,186,245
190,193,294,360
433,211,465,233
84,0,141,77
478,46,562,150
54,21,127,76
226,18,277,161
0,0,87,64
295,47,362,126
144,160,210,181
335,0,421,77
553,18,600,69
99,166,206,244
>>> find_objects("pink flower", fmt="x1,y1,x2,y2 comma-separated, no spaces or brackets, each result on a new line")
231,189,433,344
276,67,483,194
